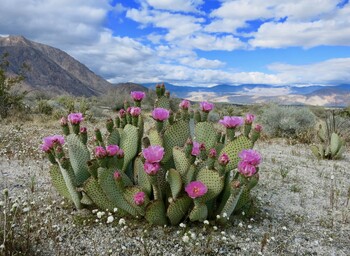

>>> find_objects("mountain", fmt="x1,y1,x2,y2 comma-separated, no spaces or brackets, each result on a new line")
143,83,350,106
0,35,113,97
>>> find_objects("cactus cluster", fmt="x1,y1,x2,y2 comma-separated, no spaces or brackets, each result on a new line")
42,84,263,225
310,124,345,160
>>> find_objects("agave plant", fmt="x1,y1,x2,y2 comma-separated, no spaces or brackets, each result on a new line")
41,84,263,225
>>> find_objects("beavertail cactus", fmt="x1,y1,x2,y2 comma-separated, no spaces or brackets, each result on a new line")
43,84,263,225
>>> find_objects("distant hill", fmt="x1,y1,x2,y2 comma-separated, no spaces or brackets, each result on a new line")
0,35,113,97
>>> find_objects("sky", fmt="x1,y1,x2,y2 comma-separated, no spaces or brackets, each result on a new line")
1,0,350,87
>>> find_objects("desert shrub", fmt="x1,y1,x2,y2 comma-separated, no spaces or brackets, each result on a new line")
260,104,316,139
37,100,53,115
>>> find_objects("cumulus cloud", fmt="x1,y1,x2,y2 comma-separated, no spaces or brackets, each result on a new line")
145,0,204,13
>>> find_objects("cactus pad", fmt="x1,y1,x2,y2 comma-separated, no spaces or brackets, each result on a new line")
120,124,139,171
173,147,190,178
195,121,217,151
167,196,192,225
107,129,120,146
148,128,163,146
189,202,208,222
124,186,150,216
49,164,72,201
134,156,152,196
145,200,168,225
155,96,170,109
67,134,91,186
83,176,115,211
221,135,253,170
166,168,182,199
196,168,224,202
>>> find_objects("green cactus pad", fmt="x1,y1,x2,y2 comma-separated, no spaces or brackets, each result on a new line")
185,165,196,185
218,186,244,223
107,129,120,146
167,196,192,225
196,168,224,202
80,192,93,205
173,147,190,178
148,128,163,146
334,144,345,159
166,169,182,199
310,145,321,159
67,134,91,186
189,202,208,222
124,186,150,216
83,176,115,211
330,133,341,157
145,200,168,225
154,96,170,109
194,121,217,151
163,120,190,163
49,164,72,201
120,124,139,171
233,187,251,213
134,156,152,196
221,135,253,170
98,168,138,216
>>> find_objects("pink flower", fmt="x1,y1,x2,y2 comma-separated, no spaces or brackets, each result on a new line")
95,146,107,158
129,107,141,117
113,170,122,180
200,101,214,113
191,141,201,156
119,109,126,118
237,161,257,177
219,116,244,128
245,113,255,124
41,135,65,152
142,145,165,163
179,100,190,110
67,113,84,124
152,108,170,121
144,162,160,175
254,124,263,132
209,148,217,158
218,153,230,166
80,127,87,133
116,149,124,158
185,181,208,199
238,149,261,166
131,91,146,101
60,117,68,126
133,191,146,206
106,145,120,156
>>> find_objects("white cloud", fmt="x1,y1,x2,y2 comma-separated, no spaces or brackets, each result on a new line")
145,0,204,13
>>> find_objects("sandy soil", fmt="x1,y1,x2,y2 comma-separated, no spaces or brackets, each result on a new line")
0,122,349,255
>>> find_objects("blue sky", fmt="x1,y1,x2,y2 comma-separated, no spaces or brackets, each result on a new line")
1,0,350,87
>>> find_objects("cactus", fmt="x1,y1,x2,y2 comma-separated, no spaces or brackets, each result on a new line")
42,85,263,225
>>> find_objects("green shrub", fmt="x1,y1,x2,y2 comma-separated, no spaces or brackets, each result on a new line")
37,100,53,115
260,104,316,139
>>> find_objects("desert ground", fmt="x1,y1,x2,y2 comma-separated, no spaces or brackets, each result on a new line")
0,120,349,256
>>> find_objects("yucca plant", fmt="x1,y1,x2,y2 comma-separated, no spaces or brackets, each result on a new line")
41,84,263,225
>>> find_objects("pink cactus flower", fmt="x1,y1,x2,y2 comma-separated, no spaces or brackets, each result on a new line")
245,113,255,124
209,148,217,158
95,146,107,158
119,109,126,118
185,181,208,199
238,149,261,166
179,100,190,110
116,148,124,158
200,101,214,113
131,91,146,101
41,135,65,152
219,153,230,166
67,113,84,124
142,145,165,163
144,162,160,175
113,170,122,180
237,161,257,177
191,141,201,156
152,108,170,121
80,127,87,133
219,116,244,128
133,191,146,206
106,145,120,156
129,107,141,117
254,124,263,132
60,117,68,126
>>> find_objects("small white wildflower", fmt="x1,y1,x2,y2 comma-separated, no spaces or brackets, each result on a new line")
23,207,30,213
0,201,4,207
190,233,197,240
213,226,218,230
221,231,226,235
92,209,98,214
271,236,275,241
330,175,334,180
176,230,181,234
329,237,333,242
241,211,245,216
118,218,126,225
245,238,250,242
113,207,118,213
164,225,167,228
12,203,19,208
230,235,236,240
216,215,221,219
97,211,105,219
203,220,209,225
179,223,186,228
238,222,243,228
182,235,190,243
222,236,227,241
107,216,114,224
282,226,287,231
121,246,126,250
0,244,5,250
168,197,174,203
248,225,252,229
222,212,227,218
